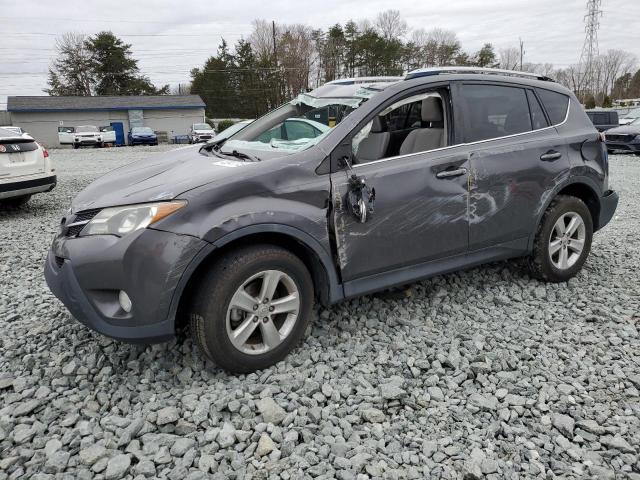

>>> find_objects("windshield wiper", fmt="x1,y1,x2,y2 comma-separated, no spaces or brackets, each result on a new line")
223,149,261,162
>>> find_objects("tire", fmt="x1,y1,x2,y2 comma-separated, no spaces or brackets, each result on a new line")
190,244,314,373
528,195,593,282
0,195,31,209
73,144,79,149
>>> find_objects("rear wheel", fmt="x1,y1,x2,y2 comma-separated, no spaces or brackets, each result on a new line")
0,195,31,208
190,244,314,373
528,195,593,282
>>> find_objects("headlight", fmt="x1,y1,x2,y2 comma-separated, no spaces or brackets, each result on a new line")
80,201,186,237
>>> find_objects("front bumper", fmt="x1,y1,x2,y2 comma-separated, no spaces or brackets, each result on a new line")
130,138,158,145
44,228,208,343
597,190,618,231
605,140,640,153
0,174,56,200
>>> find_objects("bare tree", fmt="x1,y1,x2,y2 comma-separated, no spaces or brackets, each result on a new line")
279,24,315,97
45,32,93,96
598,49,637,97
375,9,407,40
499,47,520,70
249,19,277,61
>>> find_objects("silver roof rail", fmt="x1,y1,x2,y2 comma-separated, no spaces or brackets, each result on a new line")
405,66,554,82
327,76,403,85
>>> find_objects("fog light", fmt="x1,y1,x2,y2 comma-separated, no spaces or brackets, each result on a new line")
119,290,132,313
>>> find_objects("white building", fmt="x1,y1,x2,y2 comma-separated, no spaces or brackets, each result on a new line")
6,95,206,147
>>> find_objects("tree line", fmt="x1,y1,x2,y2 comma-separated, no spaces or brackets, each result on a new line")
46,11,639,117
46,32,168,96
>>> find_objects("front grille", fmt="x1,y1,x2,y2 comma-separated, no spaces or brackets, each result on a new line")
606,134,634,142
64,208,101,237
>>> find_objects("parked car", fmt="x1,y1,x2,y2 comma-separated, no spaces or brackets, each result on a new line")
620,107,640,125
99,126,117,145
604,117,640,154
58,126,75,146
0,127,55,207
71,125,104,149
128,127,158,146
586,109,619,131
211,120,253,143
1,126,25,137
189,123,216,143
45,68,617,373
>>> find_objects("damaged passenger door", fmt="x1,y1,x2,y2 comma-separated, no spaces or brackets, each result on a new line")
329,89,470,293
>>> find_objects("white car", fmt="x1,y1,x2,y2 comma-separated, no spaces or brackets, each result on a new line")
620,107,640,126
0,127,55,207
58,125,106,148
189,123,216,143
1,126,26,137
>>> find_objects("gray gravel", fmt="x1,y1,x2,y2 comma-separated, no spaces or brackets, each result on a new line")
1,146,639,479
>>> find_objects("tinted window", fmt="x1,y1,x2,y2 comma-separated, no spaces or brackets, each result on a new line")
527,90,549,130
536,89,569,125
460,84,532,142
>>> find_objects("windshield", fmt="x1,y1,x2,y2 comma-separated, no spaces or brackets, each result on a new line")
77,125,98,133
193,123,211,130
132,127,154,134
219,88,382,156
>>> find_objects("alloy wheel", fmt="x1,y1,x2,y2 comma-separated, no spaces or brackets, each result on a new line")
225,270,300,355
548,211,586,270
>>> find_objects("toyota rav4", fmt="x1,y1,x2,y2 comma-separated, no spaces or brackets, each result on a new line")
45,68,618,373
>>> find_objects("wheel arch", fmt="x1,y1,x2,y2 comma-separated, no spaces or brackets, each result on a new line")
171,224,343,332
532,177,602,251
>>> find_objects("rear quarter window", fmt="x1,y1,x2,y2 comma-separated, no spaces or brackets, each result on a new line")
536,88,570,125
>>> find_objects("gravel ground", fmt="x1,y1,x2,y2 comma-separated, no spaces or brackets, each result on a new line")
1,146,639,480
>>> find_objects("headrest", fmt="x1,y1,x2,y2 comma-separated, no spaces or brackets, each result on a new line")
422,97,443,123
370,116,386,133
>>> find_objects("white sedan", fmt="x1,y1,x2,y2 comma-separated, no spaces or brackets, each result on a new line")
0,127,56,207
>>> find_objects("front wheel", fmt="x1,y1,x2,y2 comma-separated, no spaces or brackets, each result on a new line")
528,195,593,282
190,245,314,373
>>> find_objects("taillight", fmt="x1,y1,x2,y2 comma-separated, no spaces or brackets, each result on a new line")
43,148,49,158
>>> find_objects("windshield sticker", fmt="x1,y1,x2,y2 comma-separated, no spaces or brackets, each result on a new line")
213,160,245,168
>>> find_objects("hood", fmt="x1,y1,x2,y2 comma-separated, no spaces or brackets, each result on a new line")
71,145,269,212
193,129,214,134
605,125,640,135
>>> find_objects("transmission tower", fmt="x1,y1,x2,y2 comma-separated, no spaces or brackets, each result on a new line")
578,0,603,100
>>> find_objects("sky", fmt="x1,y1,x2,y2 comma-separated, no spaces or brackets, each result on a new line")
1,0,639,108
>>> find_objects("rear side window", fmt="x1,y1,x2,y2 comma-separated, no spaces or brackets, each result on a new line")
527,90,549,130
459,84,532,142
536,89,569,125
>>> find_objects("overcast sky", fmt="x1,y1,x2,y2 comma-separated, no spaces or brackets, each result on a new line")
1,0,639,107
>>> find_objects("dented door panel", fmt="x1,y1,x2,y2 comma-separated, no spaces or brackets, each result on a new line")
468,129,570,251
330,150,469,282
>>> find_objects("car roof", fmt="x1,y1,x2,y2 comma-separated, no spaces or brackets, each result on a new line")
305,81,398,100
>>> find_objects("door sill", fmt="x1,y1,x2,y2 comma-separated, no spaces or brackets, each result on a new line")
341,237,529,299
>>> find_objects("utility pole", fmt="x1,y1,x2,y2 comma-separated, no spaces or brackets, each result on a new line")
579,0,603,101
519,38,525,71
272,20,278,67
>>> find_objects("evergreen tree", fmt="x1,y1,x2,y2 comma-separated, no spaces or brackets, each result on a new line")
86,31,167,95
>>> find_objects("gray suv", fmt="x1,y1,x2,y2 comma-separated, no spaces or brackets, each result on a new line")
45,68,618,373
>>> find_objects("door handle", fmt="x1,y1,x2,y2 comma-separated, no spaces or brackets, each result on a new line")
436,167,467,179
540,150,562,161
